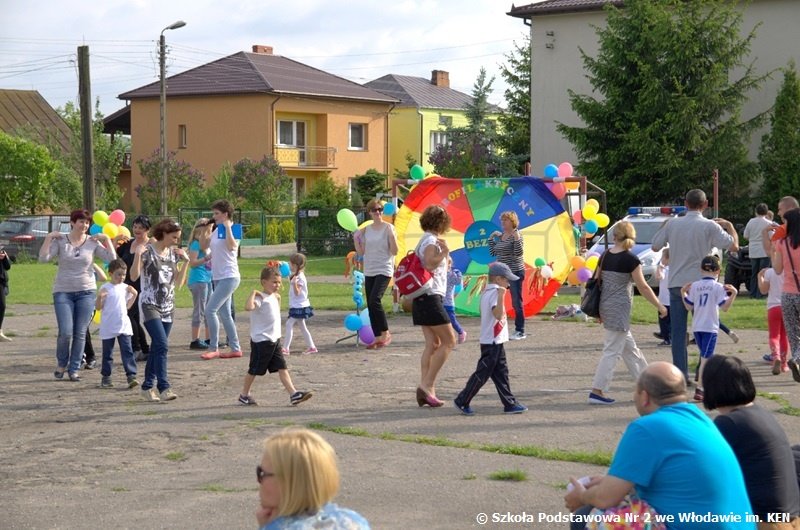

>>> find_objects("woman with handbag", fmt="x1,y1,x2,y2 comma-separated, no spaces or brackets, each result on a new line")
771,207,800,383
588,221,667,405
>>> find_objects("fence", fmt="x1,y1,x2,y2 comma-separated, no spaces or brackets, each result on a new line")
295,208,366,256
177,209,294,247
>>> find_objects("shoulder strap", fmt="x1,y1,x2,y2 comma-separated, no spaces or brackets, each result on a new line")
784,239,800,291
594,251,607,281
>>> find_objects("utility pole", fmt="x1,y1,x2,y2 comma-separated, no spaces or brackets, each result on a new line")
78,45,95,212
159,20,187,216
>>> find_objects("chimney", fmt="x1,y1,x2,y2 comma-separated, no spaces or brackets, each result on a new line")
431,70,449,88
252,45,273,55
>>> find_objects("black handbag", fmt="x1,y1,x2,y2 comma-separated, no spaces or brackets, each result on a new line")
580,252,606,318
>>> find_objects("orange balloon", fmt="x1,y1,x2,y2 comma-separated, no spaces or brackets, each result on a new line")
570,256,586,269
567,270,580,286
565,181,580,191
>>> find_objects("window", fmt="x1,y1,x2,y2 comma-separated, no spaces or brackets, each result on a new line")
438,114,452,127
178,125,187,148
430,131,449,149
349,123,366,150
278,120,306,164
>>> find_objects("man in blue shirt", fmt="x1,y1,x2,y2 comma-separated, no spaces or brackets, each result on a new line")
565,362,753,529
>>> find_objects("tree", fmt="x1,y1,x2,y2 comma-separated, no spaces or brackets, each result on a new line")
557,0,767,220
297,174,350,210
758,61,800,212
136,150,205,215
352,169,389,206
498,33,532,167
429,68,519,178
0,131,57,214
229,155,292,213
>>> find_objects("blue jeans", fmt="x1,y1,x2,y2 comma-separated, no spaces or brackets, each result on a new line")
669,287,689,379
101,335,137,378
142,318,172,392
509,268,526,334
206,277,241,351
53,290,96,373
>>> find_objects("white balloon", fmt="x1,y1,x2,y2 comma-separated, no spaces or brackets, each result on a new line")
540,265,553,279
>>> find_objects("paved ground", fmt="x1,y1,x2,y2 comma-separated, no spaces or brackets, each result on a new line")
1,301,798,530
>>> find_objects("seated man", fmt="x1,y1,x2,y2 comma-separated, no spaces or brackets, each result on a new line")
565,362,753,529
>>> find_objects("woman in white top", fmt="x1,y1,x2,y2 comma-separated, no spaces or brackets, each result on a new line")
201,199,244,360
354,198,398,349
39,209,117,381
412,205,455,407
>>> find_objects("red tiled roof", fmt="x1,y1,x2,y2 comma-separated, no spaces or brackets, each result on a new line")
0,89,72,153
119,52,397,104
508,0,623,18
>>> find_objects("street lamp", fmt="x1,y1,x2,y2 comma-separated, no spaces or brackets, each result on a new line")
159,20,187,216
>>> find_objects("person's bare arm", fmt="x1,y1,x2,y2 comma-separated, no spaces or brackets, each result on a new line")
632,266,667,317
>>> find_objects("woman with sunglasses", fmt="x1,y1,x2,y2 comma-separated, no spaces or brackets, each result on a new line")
354,198,398,349
256,429,370,529
115,214,153,361
40,209,117,382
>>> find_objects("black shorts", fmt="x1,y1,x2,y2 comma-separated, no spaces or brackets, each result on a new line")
412,294,450,326
248,339,287,376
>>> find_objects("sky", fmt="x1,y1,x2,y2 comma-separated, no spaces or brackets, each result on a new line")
0,0,540,118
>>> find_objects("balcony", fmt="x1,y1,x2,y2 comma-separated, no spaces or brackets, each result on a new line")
274,145,336,169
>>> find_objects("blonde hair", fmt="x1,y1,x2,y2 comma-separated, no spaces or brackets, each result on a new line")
613,221,636,251
263,429,340,517
500,211,519,230
189,218,210,246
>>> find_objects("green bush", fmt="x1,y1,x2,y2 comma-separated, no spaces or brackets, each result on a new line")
279,220,295,243
265,223,280,245
245,223,262,240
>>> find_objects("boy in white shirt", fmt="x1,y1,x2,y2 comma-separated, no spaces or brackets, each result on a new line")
681,256,737,402
453,262,527,416
238,266,312,406
97,259,139,388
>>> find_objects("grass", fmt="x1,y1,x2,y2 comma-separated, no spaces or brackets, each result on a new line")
487,469,528,482
757,391,800,417
6,258,770,328
198,483,249,493
165,451,187,462
110,486,129,492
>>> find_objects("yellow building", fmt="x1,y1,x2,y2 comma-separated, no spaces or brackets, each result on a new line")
365,71,500,176
111,45,398,211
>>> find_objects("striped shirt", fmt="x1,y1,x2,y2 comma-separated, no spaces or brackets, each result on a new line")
488,231,524,272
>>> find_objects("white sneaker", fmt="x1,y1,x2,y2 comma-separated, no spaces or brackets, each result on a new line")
728,331,740,344
142,388,160,402
160,388,178,401
0,331,10,342
510,331,527,340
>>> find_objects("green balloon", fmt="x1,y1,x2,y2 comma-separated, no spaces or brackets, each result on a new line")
410,164,425,180
336,208,358,232
534,257,546,267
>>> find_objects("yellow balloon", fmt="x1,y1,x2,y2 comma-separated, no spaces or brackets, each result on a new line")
586,199,600,209
93,210,109,226
565,181,580,191
119,226,131,238
93,310,101,324
595,213,610,228
586,255,599,270
358,220,373,229
582,204,598,221
570,255,586,269
102,222,119,238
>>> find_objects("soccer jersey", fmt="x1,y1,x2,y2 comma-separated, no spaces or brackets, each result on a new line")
684,277,728,333
479,284,508,345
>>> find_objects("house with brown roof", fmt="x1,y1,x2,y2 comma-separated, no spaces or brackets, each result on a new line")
0,89,72,153
365,71,501,175
507,0,799,171
113,45,398,211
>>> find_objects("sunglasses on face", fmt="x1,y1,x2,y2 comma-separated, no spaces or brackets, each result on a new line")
371,208,383,213
256,465,275,483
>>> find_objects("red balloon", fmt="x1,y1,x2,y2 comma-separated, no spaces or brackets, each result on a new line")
551,182,567,200
572,210,583,224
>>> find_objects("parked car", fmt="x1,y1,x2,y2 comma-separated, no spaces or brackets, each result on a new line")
0,216,70,261
724,245,752,293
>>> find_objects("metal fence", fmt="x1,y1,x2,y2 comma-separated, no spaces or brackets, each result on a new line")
295,208,365,256
177,209,294,247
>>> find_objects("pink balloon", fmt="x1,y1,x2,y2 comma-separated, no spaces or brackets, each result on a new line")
358,326,375,345
108,209,126,226
558,162,574,178
577,267,593,283
572,210,583,224
551,182,567,200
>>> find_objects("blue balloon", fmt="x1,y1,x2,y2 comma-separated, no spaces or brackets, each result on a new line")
279,262,291,277
344,314,363,331
89,224,102,235
544,164,559,179
352,294,363,306
360,308,371,326
353,270,364,281
383,203,397,216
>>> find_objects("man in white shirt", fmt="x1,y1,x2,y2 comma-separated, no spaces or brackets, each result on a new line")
743,203,772,299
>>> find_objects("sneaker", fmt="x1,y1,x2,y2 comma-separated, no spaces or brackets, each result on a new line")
290,391,313,405
134,351,148,362
100,377,114,388
509,331,526,341
189,340,209,350
238,394,258,406
281,348,291,356
142,388,160,402
0,331,11,342
219,350,243,359
588,392,615,405
84,359,97,370
127,376,140,389
657,340,671,347
728,331,740,344
693,388,704,402
68,372,81,382
54,369,65,380
453,400,475,416
652,332,663,340
302,347,318,355
159,388,178,401
504,403,528,414
200,350,220,360
762,353,773,363
772,359,782,376
457,331,467,344
789,358,800,383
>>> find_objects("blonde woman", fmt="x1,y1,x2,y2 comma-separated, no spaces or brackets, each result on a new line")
489,211,526,340
187,218,213,349
588,221,667,405
354,198,398,348
256,429,369,529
